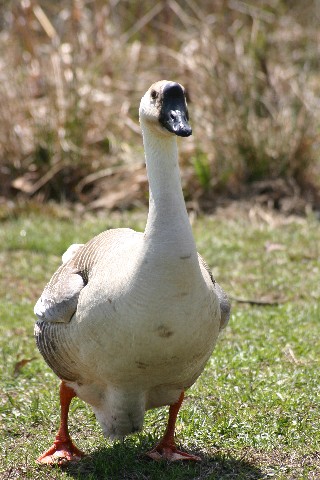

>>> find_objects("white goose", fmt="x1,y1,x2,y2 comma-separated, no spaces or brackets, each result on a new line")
34,80,230,464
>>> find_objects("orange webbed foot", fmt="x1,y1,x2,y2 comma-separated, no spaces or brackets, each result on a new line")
146,443,201,462
37,381,84,465
36,439,85,465
146,391,201,462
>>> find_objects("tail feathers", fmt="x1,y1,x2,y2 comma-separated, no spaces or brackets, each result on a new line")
93,388,146,440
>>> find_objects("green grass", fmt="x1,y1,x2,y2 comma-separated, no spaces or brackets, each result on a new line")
0,206,319,479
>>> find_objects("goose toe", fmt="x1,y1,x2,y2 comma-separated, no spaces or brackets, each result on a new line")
36,440,85,465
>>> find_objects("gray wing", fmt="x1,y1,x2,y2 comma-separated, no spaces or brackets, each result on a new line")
213,280,231,330
34,228,136,381
34,261,86,323
34,228,135,324
34,243,87,380
198,253,231,331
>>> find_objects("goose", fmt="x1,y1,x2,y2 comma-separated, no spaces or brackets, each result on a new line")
34,80,231,464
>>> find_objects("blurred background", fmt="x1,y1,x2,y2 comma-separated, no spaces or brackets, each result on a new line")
1,0,320,215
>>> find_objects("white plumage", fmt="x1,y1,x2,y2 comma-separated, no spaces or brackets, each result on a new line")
34,80,230,464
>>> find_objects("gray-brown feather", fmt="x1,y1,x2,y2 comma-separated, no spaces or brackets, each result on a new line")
34,321,81,381
198,253,231,330
34,228,136,378
34,228,135,324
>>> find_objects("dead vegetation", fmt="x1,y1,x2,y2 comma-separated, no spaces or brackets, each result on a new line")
1,0,320,212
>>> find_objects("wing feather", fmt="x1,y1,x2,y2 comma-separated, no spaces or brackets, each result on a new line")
34,228,136,324
198,253,231,330
34,264,85,323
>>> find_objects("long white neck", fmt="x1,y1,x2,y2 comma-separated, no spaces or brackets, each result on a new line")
141,122,196,253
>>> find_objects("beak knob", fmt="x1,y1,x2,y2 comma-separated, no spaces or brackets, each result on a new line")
159,83,192,137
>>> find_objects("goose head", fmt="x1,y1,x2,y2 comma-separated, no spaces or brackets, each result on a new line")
139,80,192,138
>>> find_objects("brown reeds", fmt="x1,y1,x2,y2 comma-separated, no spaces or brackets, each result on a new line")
0,0,319,211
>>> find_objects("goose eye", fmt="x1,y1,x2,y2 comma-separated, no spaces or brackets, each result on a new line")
151,90,158,100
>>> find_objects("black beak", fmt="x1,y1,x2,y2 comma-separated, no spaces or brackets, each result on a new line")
159,82,192,137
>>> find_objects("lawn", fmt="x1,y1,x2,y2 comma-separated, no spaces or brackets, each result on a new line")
0,203,319,479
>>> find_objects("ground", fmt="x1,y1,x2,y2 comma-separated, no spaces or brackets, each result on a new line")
0,202,319,479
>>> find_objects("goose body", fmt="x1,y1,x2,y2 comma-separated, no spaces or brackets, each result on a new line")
34,80,230,463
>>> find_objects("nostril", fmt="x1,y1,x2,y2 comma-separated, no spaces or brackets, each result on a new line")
170,111,176,120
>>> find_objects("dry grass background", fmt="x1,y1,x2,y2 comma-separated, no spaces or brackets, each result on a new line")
1,0,320,212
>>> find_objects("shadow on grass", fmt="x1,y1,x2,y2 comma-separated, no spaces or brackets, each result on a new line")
61,439,264,480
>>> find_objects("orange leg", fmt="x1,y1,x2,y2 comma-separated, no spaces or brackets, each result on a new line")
36,381,85,465
146,392,201,462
